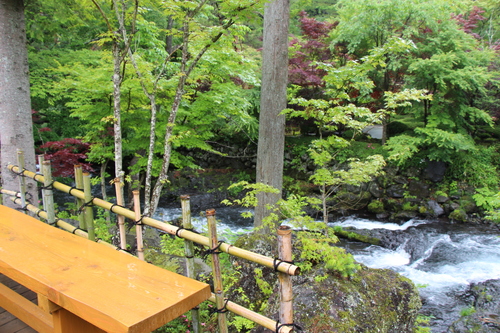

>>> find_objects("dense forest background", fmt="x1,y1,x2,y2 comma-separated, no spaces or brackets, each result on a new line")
25,0,500,220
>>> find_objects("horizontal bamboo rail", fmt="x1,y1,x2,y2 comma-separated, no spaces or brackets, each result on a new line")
5,194,129,254
208,294,292,333
7,164,300,276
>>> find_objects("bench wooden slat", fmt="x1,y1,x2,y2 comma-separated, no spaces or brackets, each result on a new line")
0,205,211,333
0,282,53,333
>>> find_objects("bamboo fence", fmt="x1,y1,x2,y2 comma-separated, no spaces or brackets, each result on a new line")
4,162,300,332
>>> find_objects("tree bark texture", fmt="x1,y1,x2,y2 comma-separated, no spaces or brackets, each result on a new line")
254,0,290,230
0,0,39,208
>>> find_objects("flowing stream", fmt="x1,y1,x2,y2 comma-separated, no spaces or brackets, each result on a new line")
154,208,500,332
332,217,500,332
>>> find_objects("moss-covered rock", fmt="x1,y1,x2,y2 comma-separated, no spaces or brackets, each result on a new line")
257,265,421,333
368,200,385,214
449,209,468,222
232,232,421,333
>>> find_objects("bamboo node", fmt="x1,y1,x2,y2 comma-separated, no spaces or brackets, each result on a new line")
206,208,216,216
180,194,190,200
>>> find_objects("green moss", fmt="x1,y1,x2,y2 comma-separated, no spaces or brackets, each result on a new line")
368,199,385,213
402,201,418,211
449,209,467,222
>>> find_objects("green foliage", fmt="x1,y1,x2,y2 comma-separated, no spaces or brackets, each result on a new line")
299,230,361,278
93,207,113,242
402,201,418,212
152,302,212,332
367,200,385,214
460,305,476,317
415,314,433,333
448,146,500,188
473,188,500,222
224,182,360,277
253,267,273,298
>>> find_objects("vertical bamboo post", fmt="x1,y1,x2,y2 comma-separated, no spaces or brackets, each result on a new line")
277,225,294,332
133,190,145,261
74,165,86,229
206,209,228,333
41,161,56,225
181,195,202,333
114,178,127,250
38,155,46,212
83,172,95,241
16,150,26,207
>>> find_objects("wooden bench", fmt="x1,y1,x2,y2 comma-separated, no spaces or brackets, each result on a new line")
0,205,211,333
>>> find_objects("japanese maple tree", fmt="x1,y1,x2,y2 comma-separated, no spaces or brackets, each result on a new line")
40,138,93,177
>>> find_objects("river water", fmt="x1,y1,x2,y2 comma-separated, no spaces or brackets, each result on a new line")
332,217,500,332
154,208,500,332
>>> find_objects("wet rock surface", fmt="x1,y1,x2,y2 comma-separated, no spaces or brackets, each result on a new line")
449,279,500,333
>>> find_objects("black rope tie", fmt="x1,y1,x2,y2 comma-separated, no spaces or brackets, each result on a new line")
117,247,134,255
175,227,185,238
210,298,229,315
275,321,303,332
109,203,126,214
49,218,58,226
205,240,224,256
135,216,144,225
72,227,86,234
13,168,27,177
273,258,295,272
40,181,55,190
77,199,94,214
68,186,82,197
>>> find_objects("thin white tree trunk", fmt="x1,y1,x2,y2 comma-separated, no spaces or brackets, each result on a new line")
0,0,39,208
112,42,124,184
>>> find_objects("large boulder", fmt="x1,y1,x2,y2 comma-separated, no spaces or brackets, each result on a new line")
255,265,421,333
231,232,421,333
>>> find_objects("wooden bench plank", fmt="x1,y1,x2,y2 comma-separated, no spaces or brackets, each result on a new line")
0,205,211,333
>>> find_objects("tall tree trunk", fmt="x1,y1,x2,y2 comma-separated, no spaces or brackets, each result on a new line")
254,0,290,231
0,0,39,208
112,42,124,185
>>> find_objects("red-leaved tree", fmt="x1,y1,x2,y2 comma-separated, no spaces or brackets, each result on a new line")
40,138,93,177
288,11,336,87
